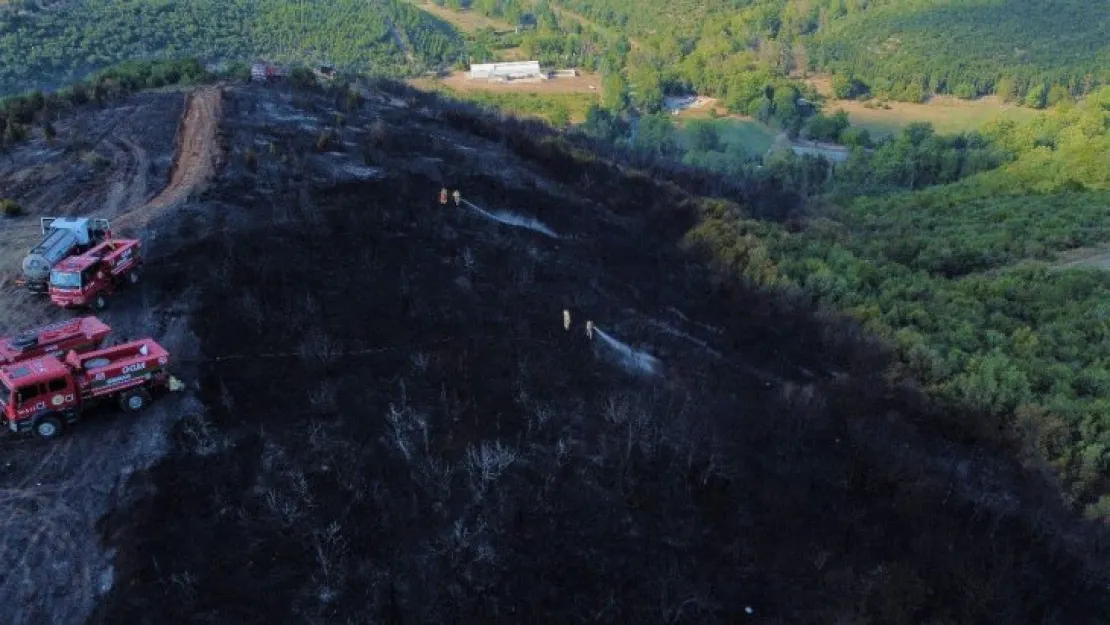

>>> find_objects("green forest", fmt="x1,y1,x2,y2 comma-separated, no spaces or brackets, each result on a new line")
0,0,464,95
4,0,1107,107
537,0,1110,104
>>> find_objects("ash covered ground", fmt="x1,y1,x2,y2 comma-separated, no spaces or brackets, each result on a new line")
0,80,1108,624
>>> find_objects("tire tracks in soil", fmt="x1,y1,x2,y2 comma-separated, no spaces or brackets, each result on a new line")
113,86,224,231
86,137,147,218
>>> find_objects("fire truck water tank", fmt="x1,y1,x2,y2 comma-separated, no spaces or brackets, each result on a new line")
22,228,81,281
9,333,38,351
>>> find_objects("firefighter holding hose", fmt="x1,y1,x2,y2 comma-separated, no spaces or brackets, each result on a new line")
452,190,462,207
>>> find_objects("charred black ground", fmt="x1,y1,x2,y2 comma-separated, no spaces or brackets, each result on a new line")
88,82,1110,624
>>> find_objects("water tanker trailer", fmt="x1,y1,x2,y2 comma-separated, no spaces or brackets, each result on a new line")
17,217,112,293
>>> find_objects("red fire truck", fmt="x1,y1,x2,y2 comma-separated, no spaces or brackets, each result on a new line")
0,317,112,366
0,338,179,439
48,238,142,310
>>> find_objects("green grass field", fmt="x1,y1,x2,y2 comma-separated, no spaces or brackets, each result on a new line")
806,78,1046,137
719,119,776,154
676,116,777,155
838,99,1043,137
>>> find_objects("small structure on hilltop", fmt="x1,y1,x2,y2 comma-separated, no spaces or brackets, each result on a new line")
468,60,548,82
314,64,336,82
251,61,286,82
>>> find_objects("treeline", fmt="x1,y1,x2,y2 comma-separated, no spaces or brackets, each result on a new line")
543,0,1109,106
1,58,213,151
0,0,465,95
438,89,595,127
813,0,1110,105
579,106,1012,198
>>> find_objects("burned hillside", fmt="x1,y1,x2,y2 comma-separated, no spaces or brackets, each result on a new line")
1,81,1103,624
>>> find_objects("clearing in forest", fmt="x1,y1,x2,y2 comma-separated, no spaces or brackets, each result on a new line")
1051,245,1110,270
422,70,602,95
403,0,525,59
404,0,516,33
803,75,1043,136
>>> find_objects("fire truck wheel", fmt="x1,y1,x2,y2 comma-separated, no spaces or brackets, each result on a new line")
119,390,149,413
33,416,64,440
93,295,108,311
128,271,141,286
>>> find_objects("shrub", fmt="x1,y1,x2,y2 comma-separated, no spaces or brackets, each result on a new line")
289,67,318,92
368,120,389,148
1084,495,1110,522
4,120,27,143
80,151,109,167
243,147,258,171
0,199,24,217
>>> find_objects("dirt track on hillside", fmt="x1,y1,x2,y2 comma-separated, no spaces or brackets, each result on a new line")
1052,246,1110,270
114,86,223,231
0,87,215,625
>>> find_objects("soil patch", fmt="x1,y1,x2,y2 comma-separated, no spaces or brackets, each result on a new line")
414,70,601,95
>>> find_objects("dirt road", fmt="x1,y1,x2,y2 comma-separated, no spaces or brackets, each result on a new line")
114,86,224,231
1052,246,1110,270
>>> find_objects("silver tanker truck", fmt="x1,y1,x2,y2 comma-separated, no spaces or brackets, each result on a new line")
16,217,112,293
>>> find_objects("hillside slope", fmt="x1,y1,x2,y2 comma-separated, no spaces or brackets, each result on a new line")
0,80,1086,623
813,0,1110,99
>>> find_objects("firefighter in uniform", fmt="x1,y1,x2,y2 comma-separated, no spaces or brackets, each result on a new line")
452,190,462,207
439,187,449,207
563,309,571,331
585,320,594,340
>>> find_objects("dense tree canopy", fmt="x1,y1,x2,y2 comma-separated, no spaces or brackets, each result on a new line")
543,0,1110,104
0,0,465,95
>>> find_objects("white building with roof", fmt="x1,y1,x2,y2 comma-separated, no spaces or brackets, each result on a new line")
468,61,546,81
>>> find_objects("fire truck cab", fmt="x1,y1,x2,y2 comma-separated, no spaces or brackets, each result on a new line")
0,338,175,439
49,238,142,310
